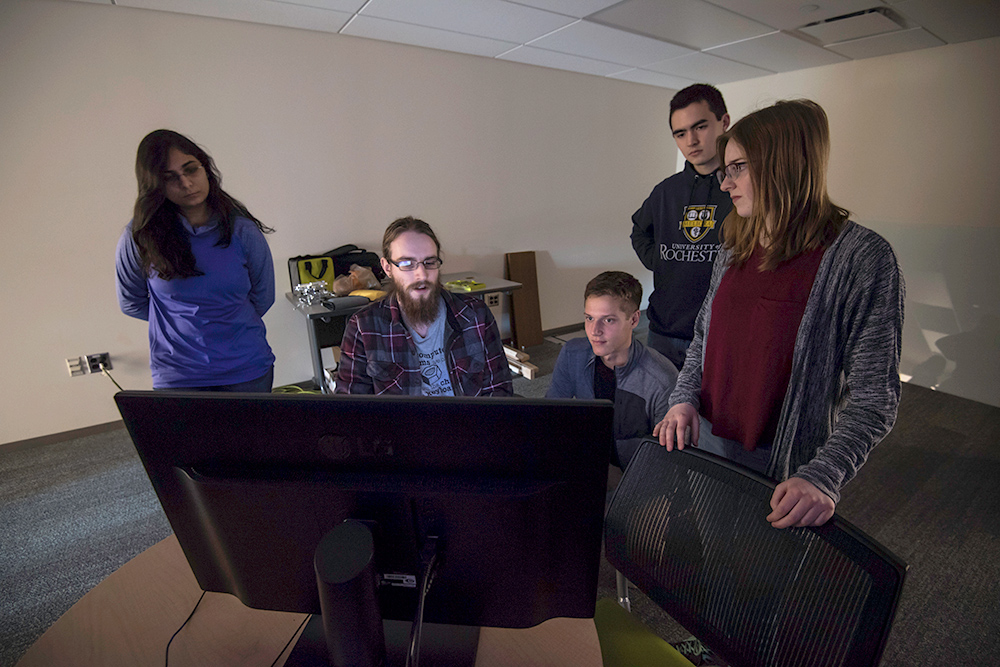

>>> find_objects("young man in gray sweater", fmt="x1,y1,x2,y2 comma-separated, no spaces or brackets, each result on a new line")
547,271,678,469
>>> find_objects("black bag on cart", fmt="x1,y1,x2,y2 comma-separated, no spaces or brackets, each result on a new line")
324,244,385,281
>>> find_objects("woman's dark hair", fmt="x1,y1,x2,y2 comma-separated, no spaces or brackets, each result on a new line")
132,130,272,279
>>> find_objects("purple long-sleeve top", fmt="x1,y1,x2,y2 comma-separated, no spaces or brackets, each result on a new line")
115,215,275,388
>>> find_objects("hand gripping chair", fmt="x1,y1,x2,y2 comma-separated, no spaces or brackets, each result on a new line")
597,441,907,667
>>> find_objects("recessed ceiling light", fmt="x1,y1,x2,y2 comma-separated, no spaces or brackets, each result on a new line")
799,7,904,44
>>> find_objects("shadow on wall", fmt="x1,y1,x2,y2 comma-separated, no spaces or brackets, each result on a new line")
533,250,654,331
875,223,1000,408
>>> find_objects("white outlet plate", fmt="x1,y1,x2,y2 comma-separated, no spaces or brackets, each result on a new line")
66,357,86,377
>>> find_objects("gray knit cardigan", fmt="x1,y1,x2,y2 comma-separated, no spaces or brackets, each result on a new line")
668,221,905,502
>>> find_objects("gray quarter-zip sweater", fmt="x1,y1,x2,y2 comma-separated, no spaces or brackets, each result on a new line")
548,337,678,468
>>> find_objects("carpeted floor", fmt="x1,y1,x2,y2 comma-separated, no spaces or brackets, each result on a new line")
0,428,171,665
2,325,999,665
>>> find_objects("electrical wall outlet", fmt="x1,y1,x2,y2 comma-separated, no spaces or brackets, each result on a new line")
86,353,111,373
66,357,87,377
485,293,500,308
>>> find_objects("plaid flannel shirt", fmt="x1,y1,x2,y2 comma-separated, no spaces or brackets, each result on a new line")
335,289,513,396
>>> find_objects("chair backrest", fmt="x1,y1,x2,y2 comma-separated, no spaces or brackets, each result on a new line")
605,441,906,667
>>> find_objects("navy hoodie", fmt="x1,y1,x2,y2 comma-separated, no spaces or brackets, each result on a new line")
630,161,733,340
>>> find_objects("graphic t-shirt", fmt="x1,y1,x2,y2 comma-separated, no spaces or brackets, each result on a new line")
410,299,455,397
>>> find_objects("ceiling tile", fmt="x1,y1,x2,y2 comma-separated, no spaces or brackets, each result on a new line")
645,51,774,83
825,26,945,59
706,30,849,71
273,0,367,12
529,20,693,67
609,68,694,90
119,0,353,32
888,0,1000,44
589,0,773,50
703,0,880,31
497,45,630,75
341,15,518,57
509,0,623,19
360,0,575,43
68,0,1000,86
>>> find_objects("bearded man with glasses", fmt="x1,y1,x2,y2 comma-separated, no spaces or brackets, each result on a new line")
335,216,512,396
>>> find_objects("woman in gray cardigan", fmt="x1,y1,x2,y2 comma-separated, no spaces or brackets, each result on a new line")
654,100,904,530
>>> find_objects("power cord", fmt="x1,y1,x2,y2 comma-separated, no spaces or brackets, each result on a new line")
406,537,441,667
165,590,205,667
98,362,124,391
162,590,309,667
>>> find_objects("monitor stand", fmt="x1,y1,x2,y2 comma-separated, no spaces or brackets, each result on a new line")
284,520,480,666
285,616,480,666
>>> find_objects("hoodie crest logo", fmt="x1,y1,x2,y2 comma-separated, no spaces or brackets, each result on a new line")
680,205,718,244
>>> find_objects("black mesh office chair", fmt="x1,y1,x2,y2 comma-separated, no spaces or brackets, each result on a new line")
602,441,907,667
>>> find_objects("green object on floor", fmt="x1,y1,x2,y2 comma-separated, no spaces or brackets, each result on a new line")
272,384,322,394
594,598,695,667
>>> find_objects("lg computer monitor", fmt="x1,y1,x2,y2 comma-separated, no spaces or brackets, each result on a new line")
115,391,613,665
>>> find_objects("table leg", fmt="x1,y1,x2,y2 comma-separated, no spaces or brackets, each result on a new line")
305,319,329,393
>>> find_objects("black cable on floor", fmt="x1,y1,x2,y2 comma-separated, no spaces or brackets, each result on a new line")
165,590,205,667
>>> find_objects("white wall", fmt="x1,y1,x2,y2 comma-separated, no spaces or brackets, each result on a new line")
2,2,996,445
0,0,672,444
720,36,1000,409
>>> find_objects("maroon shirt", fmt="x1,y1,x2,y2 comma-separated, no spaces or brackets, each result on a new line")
701,244,825,450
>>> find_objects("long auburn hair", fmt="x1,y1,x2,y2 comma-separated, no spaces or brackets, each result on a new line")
132,130,272,279
717,99,848,270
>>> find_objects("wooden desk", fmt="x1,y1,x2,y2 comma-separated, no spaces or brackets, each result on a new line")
17,535,602,667
287,272,521,393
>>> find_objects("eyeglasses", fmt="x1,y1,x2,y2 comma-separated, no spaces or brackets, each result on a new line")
388,257,443,271
716,161,749,184
163,163,204,187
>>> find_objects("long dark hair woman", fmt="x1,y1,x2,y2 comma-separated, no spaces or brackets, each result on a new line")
115,130,276,391
655,100,904,529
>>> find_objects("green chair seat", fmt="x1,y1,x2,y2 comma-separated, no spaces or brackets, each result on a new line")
594,598,695,667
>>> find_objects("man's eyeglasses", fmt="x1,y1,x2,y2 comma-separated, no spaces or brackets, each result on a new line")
716,161,749,184
388,257,443,271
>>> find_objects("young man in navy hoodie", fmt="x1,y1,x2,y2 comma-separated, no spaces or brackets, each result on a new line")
630,84,731,369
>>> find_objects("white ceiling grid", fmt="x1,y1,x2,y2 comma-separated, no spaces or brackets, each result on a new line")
64,0,1000,89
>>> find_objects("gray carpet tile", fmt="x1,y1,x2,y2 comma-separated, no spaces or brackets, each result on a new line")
836,387,1000,665
0,428,170,667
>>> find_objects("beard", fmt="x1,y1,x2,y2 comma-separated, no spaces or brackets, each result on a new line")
393,278,443,326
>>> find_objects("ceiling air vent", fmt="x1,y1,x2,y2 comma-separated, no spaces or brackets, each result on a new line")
799,7,905,45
